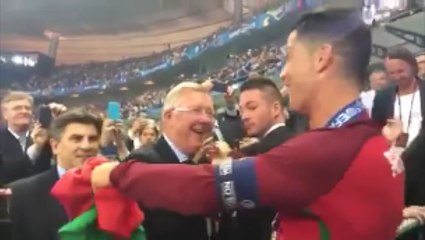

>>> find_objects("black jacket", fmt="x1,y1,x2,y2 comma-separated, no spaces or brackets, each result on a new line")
0,127,52,184
371,80,425,126
125,136,209,240
9,167,68,240
219,125,301,240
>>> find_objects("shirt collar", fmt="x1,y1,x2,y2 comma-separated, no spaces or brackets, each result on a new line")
56,165,67,179
263,122,286,138
8,128,29,140
163,134,189,163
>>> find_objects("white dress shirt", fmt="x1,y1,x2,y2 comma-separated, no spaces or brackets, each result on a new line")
163,134,189,163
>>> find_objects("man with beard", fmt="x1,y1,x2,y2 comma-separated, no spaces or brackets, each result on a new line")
372,47,425,147
91,9,404,240
121,82,213,240
9,109,103,240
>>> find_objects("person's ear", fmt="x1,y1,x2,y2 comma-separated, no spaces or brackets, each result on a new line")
314,44,333,74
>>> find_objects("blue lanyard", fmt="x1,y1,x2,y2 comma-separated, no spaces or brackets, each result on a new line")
272,99,366,235
325,99,365,129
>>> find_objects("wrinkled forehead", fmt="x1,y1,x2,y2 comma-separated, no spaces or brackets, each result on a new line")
175,90,212,107
2,99,32,110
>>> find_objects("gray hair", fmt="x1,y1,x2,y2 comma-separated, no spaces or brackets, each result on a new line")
161,82,208,118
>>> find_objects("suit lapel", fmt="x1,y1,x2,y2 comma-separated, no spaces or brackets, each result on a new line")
154,136,181,164
25,135,33,151
419,80,425,120
43,168,68,236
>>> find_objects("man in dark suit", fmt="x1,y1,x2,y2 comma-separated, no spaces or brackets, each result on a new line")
218,77,304,240
121,82,213,240
8,109,103,240
0,92,52,184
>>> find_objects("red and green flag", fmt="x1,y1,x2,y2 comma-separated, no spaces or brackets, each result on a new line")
51,157,145,240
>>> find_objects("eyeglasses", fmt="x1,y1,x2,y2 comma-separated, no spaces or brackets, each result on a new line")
173,107,215,119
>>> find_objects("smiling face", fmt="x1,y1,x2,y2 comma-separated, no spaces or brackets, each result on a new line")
280,30,319,113
162,88,214,154
1,98,33,131
50,123,100,170
384,58,416,87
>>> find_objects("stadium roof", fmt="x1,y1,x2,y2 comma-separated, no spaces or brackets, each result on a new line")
400,42,423,54
388,12,425,35
370,56,383,64
372,28,405,47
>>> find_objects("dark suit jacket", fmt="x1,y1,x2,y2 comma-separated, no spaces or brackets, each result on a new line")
374,81,425,239
9,167,68,240
125,136,209,240
399,127,425,240
371,79,425,126
0,127,52,184
220,125,300,240
216,112,245,149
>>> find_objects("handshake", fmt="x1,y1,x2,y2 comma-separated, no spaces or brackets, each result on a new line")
193,137,259,165
193,138,232,165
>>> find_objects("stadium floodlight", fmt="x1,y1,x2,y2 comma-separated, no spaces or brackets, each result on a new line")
11,55,23,65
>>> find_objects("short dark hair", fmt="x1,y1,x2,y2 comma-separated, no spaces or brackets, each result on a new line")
293,8,372,86
386,47,419,75
240,77,283,106
49,108,103,140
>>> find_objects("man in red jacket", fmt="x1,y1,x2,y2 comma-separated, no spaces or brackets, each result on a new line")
91,9,404,240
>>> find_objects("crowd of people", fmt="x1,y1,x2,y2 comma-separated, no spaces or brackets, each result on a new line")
1,8,425,240
66,42,284,118
3,1,289,96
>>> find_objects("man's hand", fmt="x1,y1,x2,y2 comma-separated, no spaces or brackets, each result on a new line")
403,206,425,224
100,119,125,147
91,161,119,190
48,103,67,118
239,137,259,148
382,119,403,143
0,188,11,196
224,86,236,105
208,141,232,165
31,123,49,148
201,79,214,92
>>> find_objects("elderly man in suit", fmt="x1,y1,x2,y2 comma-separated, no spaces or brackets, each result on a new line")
9,109,103,240
120,82,213,240
0,92,56,184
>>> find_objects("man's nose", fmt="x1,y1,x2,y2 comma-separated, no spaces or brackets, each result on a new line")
199,114,214,125
241,114,250,123
80,138,93,149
